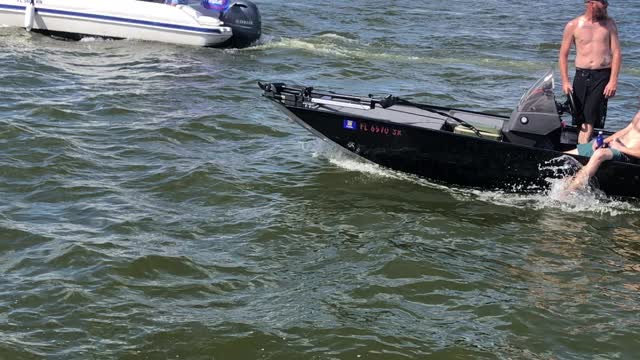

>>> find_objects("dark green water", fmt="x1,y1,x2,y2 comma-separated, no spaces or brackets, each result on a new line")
2,1,640,358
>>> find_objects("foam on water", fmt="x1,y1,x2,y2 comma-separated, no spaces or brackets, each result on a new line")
306,140,399,179
78,37,107,43
249,36,545,72
252,37,420,62
467,184,640,217
315,32,360,44
461,157,640,216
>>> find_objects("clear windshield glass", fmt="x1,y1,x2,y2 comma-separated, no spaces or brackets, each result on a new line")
517,69,558,114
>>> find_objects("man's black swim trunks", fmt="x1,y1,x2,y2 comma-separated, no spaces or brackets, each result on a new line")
572,67,611,129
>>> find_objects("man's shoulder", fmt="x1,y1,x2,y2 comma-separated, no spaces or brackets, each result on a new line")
604,17,618,29
565,16,583,29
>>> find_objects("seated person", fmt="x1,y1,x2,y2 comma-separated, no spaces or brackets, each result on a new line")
201,0,229,12
565,110,640,190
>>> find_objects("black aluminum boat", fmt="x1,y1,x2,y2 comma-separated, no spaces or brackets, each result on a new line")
259,71,640,198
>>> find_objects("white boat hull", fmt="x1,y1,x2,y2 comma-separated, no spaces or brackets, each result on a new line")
0,0,235,47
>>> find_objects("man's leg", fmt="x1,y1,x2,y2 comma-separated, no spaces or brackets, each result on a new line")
578,70,609,144
567,148,613,191
572,70,588,143
565,142,593,156
578,122,594,144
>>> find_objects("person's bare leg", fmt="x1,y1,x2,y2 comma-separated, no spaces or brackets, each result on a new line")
578,123,594,144
567,149,613,191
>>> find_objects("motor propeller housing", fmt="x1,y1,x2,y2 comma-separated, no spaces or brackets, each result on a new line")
220,1,261,47
195,0,261,48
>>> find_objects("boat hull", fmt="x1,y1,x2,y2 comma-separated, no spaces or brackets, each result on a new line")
275,102,640,198
0,0,237,47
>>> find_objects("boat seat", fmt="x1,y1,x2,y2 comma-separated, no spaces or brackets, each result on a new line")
447,110,504,140
453,124,502,140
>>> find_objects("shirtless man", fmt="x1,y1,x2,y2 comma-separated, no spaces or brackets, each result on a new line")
559,0,621,144
565,111,640,190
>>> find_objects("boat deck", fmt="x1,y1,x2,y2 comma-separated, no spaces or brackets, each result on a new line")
318,102,507,134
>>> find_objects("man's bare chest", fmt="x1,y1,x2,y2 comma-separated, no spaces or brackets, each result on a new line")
575,25,610,44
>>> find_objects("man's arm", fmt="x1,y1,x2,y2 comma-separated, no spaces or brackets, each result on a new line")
559,20,576,95
604,19,622,98
610,141,640,158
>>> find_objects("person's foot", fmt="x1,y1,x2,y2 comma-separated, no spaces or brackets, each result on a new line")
554,174,588,200
567,172,590,192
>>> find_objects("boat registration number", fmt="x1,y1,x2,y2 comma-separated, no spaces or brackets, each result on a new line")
358,121,402,136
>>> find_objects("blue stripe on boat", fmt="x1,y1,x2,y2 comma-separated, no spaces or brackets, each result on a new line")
0,4,225,34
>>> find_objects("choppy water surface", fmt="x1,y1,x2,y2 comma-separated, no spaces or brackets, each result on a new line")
2,1,640,358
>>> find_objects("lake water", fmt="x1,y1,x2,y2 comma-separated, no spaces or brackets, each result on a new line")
1,0,640,358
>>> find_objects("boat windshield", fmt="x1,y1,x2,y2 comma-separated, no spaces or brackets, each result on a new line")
516,69,557,114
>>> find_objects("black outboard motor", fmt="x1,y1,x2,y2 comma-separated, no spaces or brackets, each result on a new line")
220,1,261,48
502,71,562,149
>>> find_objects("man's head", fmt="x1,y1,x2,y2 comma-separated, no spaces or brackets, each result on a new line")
585,0,609,21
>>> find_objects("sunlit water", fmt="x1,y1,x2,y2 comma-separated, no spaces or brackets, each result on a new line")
1,0,640,358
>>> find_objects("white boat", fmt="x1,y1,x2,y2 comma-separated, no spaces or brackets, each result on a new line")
0,0,261,47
